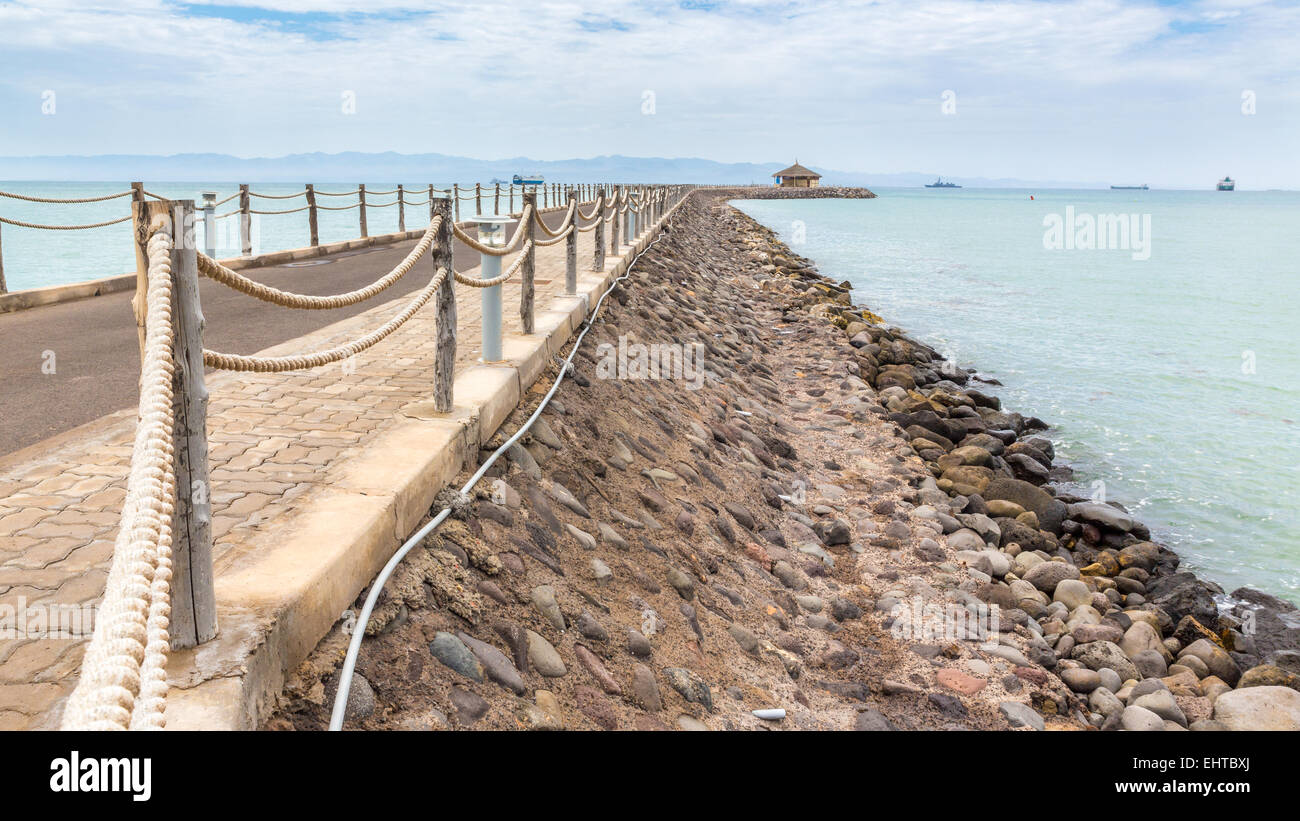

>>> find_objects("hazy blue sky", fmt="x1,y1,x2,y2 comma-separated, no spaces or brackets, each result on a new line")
1,0,1297,187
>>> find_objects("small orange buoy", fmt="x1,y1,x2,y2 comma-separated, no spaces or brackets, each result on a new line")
1030,195,1035,200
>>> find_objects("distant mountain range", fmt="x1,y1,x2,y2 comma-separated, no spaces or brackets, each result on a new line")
0,151,1111,189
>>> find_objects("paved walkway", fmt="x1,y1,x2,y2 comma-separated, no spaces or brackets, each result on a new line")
0,210,633,729
0,207,580,456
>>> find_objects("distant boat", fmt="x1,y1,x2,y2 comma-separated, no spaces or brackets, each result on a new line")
513,174,544,185
1217,176,1235,191
925,177,961,188
1110,184,1149,190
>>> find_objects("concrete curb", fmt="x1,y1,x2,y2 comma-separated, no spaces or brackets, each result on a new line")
161,193,689,729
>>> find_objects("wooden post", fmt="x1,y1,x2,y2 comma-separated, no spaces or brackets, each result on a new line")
239,184,252,256
453,184,460,222
521,192,536,334
306,184,319,246
358,184,368,238
613,187,624,253
592,191,606,272
610,189,620,256
475,183,482,216
430,197,456,413
397,184,406,233
132,199,215,648
565,190,577,295
169,199,216,647
494,183,500,215
509,185,514,215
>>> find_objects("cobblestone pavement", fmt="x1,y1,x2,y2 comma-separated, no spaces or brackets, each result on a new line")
0,217,630,729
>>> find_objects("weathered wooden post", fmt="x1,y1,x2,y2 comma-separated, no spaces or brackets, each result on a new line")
431,196,456,412
613,185,624,253
453,184,460,222
239,184,252,256
132,198,216,648
592,191,606,272
475,183,482,216
494,182,501,215
521,192,536,334
509,185,514,215
397,184,406,233
306,184,320,246
565,189,577,295
610,188,620,256
358,184,368,238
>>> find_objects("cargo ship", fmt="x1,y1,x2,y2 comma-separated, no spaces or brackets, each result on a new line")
1217,176,1235,191
1110,184,1148,190
513,174,545,185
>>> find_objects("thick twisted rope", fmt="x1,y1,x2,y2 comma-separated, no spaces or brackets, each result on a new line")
0,189,132,204
451,205,533,256
531,200,576,237
248,190,306,200
249,205,311,215
61,218,177,731
533,225,572,246
452,241,530,287
315,189,360,197
0,214,132,230
317,202,362,211
202,265,449,372
197,216,441,309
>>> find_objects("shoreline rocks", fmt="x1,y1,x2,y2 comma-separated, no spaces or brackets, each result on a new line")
264,188,1297,733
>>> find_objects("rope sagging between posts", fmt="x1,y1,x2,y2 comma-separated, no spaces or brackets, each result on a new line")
61,218,177,731
0,214,132,230
202,264,450,372
452,240,531,287
197,216,442,309
451,205,534,256
0,189,133,204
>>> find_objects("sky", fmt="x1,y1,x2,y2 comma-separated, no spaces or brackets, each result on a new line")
0,0,1297,188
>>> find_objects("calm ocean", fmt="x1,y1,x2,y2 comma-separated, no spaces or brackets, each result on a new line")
735,188,1300,606
0,181,479,292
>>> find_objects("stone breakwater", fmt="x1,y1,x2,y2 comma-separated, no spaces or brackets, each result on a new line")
707,185,877,201
266,189,1299,731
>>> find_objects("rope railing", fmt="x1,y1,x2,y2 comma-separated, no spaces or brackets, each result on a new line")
452,240,531,286
451,204,534,255
61,216,177,730
197,216,441,309
202,264,450,372
249,204,311,216
0,213,133,230
52,183,692,728
0,189,133,204
0,180,630,295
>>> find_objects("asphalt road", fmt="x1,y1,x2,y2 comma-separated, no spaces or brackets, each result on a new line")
0,211,570,457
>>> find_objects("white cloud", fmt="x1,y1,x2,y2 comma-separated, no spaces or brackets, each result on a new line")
0,0,1297,185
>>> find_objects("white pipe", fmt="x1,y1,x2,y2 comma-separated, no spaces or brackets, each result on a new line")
329,206,678,730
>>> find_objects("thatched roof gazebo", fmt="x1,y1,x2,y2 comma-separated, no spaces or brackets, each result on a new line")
772,161,822,188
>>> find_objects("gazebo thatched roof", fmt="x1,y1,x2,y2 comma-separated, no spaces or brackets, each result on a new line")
772,161,821,179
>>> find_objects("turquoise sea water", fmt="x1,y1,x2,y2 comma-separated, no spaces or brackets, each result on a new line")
735,189,1300,606
0,181,524,292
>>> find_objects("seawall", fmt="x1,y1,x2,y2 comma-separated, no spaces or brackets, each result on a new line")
266,187,1299,732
